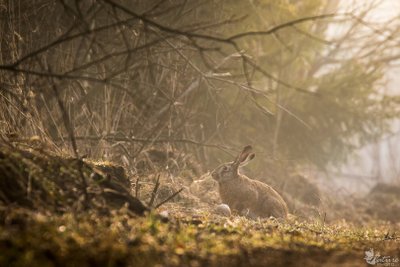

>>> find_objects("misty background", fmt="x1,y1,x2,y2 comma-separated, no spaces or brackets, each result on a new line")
326,0,400,194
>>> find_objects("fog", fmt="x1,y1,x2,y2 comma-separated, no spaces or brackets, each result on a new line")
325,0,400,194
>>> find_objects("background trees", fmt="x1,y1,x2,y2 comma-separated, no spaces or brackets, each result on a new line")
1,0,399,178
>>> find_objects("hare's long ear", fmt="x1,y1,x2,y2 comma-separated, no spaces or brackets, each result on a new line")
240,153,255,167
233,145,253,169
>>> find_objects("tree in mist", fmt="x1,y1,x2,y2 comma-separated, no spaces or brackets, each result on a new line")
0,0,399,174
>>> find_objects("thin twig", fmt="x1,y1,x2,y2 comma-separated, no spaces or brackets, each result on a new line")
58,135,234,151
50,78,89,209
148,174,160,207
135,176,141,198
155,187,184,209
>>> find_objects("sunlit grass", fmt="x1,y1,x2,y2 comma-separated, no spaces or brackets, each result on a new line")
1,208,398,267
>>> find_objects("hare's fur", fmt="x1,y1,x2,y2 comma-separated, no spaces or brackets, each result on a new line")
211,145,288,218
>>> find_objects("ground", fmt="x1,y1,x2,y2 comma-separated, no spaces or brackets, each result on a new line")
0,141,399,267
1,207,399,267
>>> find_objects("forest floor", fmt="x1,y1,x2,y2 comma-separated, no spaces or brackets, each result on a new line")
0,140,399,267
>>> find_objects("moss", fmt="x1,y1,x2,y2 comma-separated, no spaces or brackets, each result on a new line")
0,142,147,214
0,209,398,267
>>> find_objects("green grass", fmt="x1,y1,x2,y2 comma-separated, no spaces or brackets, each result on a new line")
0,207,398,267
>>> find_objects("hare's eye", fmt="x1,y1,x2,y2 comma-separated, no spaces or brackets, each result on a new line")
222,166,229,172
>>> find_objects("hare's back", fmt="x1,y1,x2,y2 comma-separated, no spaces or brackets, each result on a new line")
252,180,288,217
251,179,281,197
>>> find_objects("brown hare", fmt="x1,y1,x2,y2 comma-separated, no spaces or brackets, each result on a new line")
211,145,288,219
